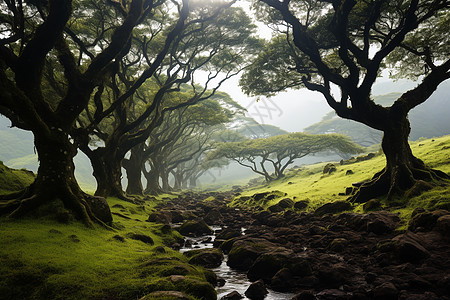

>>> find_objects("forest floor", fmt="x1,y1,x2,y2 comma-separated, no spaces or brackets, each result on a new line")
0,135,449,300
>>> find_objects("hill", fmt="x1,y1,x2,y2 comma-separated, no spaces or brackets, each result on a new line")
232,135,450,224
305,81,450,146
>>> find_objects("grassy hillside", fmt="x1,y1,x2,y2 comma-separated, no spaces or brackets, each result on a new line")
232,135,450,220
0,161,35,195
0,196,217,300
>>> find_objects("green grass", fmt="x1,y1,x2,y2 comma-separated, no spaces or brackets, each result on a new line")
232,135,450,217
0,161,35,194
0,196,213,300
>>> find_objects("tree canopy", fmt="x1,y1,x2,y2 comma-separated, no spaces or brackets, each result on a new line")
243,0,450,202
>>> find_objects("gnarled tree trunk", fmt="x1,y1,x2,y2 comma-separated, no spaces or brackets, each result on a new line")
350,112,448,203
0,130,112,227
124,144,144,196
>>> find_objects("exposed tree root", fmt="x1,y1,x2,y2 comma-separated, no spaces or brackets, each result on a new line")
349,163,449,204
0,184,114,230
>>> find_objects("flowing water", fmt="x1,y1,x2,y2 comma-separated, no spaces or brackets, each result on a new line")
180,226,296,300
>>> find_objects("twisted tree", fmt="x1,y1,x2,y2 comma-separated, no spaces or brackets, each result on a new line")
243,0,450,202
0,0,162,225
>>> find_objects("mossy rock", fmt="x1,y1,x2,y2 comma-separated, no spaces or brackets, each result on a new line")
140,290,192,300
184,248,224,268
177,219,213,237
227,238,277,271
247,247,294,281
314,201,352,216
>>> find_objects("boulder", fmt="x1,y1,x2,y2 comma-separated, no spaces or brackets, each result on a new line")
436,214,450,237
247,247,294,281
373,282,398,300
323,163,337,175
314,201,352,216
294,200,309,210
227,238,277,270
409,210,448,232
278,198,295,208
147,211,172,224
392,231,430,262
271,268,294,292
184,248,224,268
267,204,284,213
139,291,190,300
221,291,243,300
244,279,268,300
177,219,213,237
203,208,224,225
126,233,154,245
316,289,353,300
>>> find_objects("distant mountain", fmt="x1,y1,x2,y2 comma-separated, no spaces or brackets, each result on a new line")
305,81,450,146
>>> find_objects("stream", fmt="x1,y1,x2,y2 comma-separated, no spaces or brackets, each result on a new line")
180,226,296,300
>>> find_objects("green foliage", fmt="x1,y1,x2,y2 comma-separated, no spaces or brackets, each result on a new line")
0,196,213,300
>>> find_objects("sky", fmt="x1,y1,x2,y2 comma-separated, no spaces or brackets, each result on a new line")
212,1,421,133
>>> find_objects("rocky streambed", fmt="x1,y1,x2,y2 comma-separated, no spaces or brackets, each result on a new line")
150,191,450,300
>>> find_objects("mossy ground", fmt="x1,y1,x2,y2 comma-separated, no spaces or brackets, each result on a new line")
0,196,214,300
232,135,450,225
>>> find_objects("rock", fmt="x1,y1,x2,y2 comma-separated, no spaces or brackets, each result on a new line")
292,291,315,300
184,248,224,268
363,199,381,212
278,198,294,208
215,228,241,240
85,195,113,224
323,163,337,175
221,291,243,300
392,231,430,262
247,247,294,281
436,214,450,237
373,282,398,300
253,192,270,201
316,289,353,300
147,211,171,224
314,201,352,216
345,170,354,175
177,219,213,237
294,200,309,210
339,211,400,233
139,290,190,300
203,208,224,225
409,210,448,232
329,238,348,252
271,268,294,292
244,279,268,300
126,233,154,245
227,238,277,270
289,257,313,277
267,204,284,213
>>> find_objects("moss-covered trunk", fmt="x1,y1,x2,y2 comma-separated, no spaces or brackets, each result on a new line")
1,129,112,226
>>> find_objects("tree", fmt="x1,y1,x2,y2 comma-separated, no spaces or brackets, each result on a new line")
243,0,450,202
75,3,259,200
209,132,363,182
0,0,162,226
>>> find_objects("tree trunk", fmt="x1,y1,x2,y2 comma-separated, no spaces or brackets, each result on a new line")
87,148,127,200
144,168,163,195
0,130,112,226
350,116,448,203
124,144,144,196
161,169,171,192
189,176,197,188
